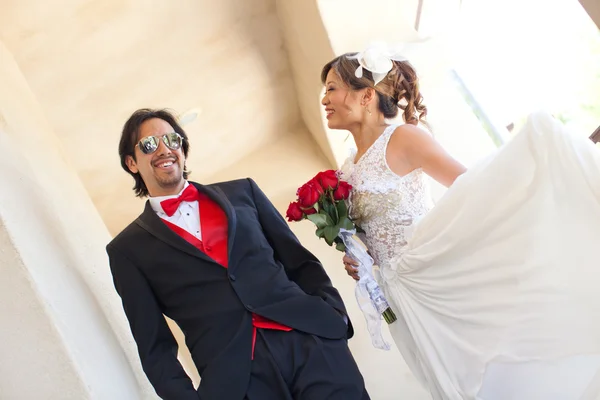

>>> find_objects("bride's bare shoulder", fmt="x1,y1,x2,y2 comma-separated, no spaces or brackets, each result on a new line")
388,124,436,153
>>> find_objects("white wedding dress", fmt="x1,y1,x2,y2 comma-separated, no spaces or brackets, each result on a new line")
341,111,600,399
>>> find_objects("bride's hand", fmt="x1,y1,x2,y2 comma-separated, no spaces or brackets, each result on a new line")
342,255,360,281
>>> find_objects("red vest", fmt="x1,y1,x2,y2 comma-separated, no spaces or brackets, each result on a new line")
161,191,291,359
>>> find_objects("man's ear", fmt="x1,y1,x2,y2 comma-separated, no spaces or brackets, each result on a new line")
126,155,139,174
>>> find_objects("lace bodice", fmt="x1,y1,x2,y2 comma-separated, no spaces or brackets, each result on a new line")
340,124,433,268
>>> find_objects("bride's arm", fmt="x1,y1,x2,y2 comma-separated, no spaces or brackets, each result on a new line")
387,124,466,187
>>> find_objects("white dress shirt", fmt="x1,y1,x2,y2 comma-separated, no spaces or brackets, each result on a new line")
149,181,202,240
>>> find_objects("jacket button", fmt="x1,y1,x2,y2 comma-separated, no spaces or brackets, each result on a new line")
246,304,254,311
229,274,236,281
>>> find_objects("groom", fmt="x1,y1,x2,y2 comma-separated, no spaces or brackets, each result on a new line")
106,108,369,400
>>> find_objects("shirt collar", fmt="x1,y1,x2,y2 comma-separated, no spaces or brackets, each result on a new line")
148,181,190,215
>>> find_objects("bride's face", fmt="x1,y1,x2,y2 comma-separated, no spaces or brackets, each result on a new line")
321,69,362,130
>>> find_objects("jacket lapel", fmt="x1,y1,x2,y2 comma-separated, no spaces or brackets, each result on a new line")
193,183,238,265
135,201,215,263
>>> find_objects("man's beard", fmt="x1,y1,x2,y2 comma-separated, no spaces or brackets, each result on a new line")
155,164,184,189
157,174,183,188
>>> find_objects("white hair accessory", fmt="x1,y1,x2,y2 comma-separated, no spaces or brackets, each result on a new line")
346,42,409,86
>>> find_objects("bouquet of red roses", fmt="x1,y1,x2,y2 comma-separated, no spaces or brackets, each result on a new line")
287,170,397,349
286,170,354,251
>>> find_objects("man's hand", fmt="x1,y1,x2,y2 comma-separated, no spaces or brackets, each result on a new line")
342,255,359,281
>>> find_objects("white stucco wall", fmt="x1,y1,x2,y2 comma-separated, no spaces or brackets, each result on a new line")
0,40,157,399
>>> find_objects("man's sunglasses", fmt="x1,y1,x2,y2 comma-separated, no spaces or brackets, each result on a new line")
137,133,183,155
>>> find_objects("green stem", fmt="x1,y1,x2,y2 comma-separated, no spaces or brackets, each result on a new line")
329,191,339,223
382,308,397,324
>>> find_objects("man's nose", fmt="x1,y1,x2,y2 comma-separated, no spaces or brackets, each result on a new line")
155,138,172,156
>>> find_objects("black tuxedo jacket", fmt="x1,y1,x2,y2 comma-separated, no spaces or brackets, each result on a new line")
106,178,353,400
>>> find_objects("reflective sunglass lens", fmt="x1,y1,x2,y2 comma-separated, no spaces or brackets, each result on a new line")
163,133,182,150
139,136,159,154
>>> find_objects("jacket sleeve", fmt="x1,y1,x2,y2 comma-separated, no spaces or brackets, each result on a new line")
106,244,200,400
247,178,353,337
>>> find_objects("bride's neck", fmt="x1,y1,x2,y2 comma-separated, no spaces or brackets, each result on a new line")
350,121,389,154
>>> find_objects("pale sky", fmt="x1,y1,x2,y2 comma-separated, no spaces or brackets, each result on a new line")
441,0,599,133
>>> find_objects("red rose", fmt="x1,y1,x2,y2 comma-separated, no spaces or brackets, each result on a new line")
286,202,304,222
304,207,317,215
297,182,322,208
315,170,339,190
309,178,325,195
333,181,352,200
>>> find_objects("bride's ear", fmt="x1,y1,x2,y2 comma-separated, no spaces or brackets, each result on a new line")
361,87,376,106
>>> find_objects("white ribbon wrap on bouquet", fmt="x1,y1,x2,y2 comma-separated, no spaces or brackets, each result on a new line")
338,229,391,350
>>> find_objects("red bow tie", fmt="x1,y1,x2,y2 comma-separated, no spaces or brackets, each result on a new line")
160,184,200,217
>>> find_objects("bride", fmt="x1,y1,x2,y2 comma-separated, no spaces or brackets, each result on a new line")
321,44,600,399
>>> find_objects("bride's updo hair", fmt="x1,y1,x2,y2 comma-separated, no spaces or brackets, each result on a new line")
321,53,427,125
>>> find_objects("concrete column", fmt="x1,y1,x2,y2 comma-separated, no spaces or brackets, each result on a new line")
0,40,157,399
580,0,600,29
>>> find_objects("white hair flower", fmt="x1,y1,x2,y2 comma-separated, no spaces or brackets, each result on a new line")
346,42,409,85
